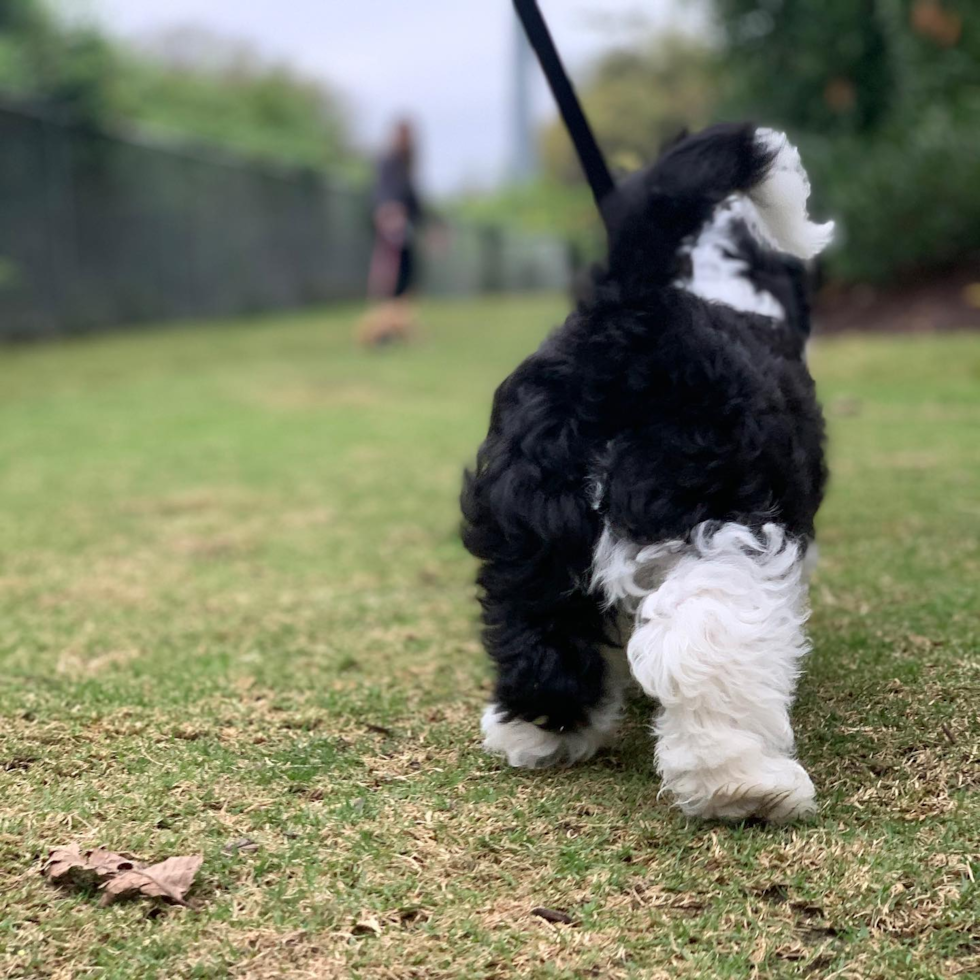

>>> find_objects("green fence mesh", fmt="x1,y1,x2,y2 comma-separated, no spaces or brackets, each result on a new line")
0,101,572,339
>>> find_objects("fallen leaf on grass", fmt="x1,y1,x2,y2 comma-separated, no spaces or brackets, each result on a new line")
43,844,92,882
351,916,383,936
42,844,202,907
2,756,37,771
908,633,945,650
99,855,203,907
530,906,576,925
43,845,141,885
86,847,144,878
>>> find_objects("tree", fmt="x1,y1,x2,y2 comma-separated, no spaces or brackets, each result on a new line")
540,33,719,184
713,0,980,281
714,0,977,131
0,5,356,171
714,0,893,133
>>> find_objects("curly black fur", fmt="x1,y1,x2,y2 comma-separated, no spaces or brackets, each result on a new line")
461,123,827,734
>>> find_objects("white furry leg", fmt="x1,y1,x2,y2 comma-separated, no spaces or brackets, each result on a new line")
626,522,816,822
750,129,835,260
481,649,628,769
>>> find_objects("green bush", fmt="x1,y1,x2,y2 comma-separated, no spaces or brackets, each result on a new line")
0,0,356,172
802,101,980,281
715,0,980,282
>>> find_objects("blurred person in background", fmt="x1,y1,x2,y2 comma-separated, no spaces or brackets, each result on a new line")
357,118,425,347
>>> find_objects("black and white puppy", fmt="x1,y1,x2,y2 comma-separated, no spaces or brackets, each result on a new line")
461,124,834,822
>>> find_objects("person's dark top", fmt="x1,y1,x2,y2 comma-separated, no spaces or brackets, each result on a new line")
372,152,421,224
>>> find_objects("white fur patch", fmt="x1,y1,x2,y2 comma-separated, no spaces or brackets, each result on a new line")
750,129,835,260
590,523,685,608
677,198,786,320
592,521,816,822
664,750,815,823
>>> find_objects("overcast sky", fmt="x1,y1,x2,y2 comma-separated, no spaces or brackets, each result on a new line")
77,1,701,195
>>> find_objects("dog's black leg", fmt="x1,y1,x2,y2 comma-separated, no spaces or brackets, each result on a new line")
477,572,625,768
464,490,625,767
461,364,625,767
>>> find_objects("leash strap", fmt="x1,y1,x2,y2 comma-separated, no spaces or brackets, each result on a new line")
512,0,615,218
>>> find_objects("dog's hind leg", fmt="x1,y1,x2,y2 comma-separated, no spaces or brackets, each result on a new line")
481,633,628,770
477,568,628,768
623,522,816,822
462,376,629,768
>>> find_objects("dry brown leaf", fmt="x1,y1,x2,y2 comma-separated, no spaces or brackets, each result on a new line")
42,845,142,885
351,916,383,936
84,847,142,877
42,843,202,908
42,844,89,881
530,906,576,925
99,854,203,907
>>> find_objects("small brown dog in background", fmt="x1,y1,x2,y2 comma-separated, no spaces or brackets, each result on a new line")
355,296,418,347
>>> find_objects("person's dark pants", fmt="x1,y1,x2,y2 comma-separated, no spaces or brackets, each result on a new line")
394,246,415,297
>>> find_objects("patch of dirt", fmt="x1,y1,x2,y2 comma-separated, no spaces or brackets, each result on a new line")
815,262,980,334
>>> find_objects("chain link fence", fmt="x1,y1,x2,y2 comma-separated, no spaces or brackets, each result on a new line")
0,100,572,340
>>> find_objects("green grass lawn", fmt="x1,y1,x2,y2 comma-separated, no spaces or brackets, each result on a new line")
1,297,978,979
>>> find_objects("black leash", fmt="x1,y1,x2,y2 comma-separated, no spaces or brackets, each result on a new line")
512,0,615,226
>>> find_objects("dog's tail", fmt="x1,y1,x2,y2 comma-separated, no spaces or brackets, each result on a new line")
605,124,834,286
746,128,835,259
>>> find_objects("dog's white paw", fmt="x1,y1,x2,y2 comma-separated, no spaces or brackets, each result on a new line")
481,703,617,769
663,753,816,823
